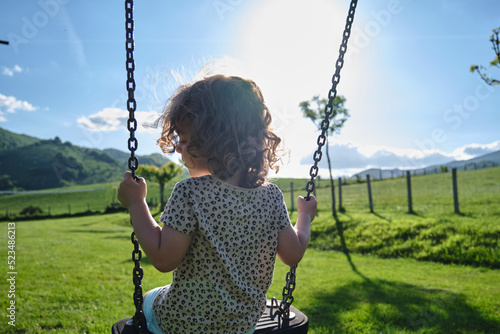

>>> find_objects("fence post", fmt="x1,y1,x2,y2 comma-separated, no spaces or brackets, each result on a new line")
452,168,460,214
366,175,373,213
290,182,294,213
406,171,413,214
338,177,344,212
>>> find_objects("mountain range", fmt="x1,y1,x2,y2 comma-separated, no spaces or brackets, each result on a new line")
1,127,498,190
352,150,500,180
0,127,171,190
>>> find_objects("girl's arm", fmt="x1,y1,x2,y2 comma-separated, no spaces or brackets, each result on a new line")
277,196,317,266
118,171,191,273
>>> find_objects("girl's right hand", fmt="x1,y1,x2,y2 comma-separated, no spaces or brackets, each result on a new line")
297,195,317,222
117,171,147,209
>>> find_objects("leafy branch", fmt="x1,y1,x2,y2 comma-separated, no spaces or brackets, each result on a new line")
470,27,500,86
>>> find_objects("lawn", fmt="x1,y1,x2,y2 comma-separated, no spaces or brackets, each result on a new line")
285,167,500,268
0,182,171,218
1,212,499,333
0,166,499,332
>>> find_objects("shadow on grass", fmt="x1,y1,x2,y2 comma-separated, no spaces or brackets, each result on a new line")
371,211,392,222
407,210,426,218
304,278,500,333
333,217,370,282
309,216,360,275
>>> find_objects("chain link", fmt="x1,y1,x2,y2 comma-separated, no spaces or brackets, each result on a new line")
125,0,146,332
125,0,138,180
280,0,358,323
278,265,297,320
305,0,358,200
131,232,146,332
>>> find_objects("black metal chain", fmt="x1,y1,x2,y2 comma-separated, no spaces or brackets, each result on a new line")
131,232,146,331
305,0,358,199
125,0,147,332
278,265,296,320
278,0,359,322
126,0,138,179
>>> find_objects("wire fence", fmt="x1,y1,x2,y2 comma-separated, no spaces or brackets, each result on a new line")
282,166,500,216
0,184,170,221
1,166,498,221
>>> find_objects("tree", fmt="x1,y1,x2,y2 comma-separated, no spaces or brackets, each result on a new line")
299,95,349,217
137,162,184,209
470,27,500,86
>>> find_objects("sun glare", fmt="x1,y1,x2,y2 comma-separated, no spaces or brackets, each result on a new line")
237,0,346,104
234,0,348,176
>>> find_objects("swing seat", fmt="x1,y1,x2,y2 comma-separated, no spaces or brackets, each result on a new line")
112,299,308,334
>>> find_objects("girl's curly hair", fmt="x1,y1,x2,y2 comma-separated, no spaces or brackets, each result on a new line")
156,75,283,188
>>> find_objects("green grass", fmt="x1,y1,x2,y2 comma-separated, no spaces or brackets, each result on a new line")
284,167,500,268
0,183,117,216
280,166,500,218
0,181,175,218
0,214,499,333
0,166,499,332
2,166,497,220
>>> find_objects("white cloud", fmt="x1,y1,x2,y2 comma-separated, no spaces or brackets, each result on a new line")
299,140,500,174
2,65,23,77
77,108,161,133
452,141,500,160
0,93,37,122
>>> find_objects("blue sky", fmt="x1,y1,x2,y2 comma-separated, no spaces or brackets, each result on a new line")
1,0,499,178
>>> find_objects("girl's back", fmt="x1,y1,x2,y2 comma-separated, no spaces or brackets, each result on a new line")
154,175,290,333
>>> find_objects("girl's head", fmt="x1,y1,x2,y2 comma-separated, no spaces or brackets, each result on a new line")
157,74,283,188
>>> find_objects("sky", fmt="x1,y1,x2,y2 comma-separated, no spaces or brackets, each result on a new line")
1,0,499,179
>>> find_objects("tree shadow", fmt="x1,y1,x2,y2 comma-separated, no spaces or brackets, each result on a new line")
309,214,368,281
333,216,370,282
309,215,498,332
303,278,500,333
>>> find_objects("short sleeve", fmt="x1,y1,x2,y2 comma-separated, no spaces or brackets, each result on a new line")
159,181,197,236
273,184,291,231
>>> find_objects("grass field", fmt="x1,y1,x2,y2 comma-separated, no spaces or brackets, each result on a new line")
2,167,498,219
0,213,499,333
282,167,500,268
0,182,172,218
0,167,499,332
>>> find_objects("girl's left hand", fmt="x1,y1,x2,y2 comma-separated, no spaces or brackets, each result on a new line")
117,171,147,209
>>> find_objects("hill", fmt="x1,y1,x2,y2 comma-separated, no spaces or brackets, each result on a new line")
103,148,171,168
0,127,40,150
353,150,500,180
444,149,500,168
0,128,171,190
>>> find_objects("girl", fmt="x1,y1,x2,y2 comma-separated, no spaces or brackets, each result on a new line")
118,74,317,334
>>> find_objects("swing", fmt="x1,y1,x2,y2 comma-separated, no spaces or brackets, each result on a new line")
113,1,358,333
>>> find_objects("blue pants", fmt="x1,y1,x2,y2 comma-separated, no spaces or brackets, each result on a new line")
142,287,164,334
